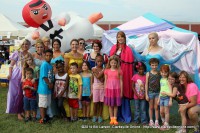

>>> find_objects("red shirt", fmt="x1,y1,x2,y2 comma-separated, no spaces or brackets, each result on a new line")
22,79,37,99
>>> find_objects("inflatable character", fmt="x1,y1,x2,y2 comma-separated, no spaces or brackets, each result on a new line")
22,0,103,52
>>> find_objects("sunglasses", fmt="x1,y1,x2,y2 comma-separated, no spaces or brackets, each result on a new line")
79,42,85,45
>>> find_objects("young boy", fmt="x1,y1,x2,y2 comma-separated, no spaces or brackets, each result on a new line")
145,58,161,127
22,67,38,122
68,62,82,122
38,49,53,124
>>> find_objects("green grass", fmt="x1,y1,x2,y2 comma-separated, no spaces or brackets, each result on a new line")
0,86,194,133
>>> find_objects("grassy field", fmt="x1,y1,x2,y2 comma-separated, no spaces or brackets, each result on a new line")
0,86,194,133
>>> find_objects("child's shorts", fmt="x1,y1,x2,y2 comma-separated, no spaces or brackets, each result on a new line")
38,94,51,108
81,96,91,102
148,92,159,100
160,96,170,106
23,97,37,111
68,98,79,109
93,89,104,103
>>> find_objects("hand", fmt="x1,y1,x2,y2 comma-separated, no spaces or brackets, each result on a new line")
32,31,40,40
89,94,93,99
157,100,160,106
146,95,149,101
120,91,123,98
31,79,35,84
58,18,66,26
7,74,11,80
78,95,82,100
92,68,98,73
48,83,54,89
139,95,145,100
169,100,172,107
161,91,166,96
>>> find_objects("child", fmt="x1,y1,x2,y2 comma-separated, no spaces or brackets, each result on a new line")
157,65,172,130
37,49,54,124
80,61,92,121
23,54,39,81
104,55,123,125
54,60,68,120
161,72,188,133
22,68,38,122
91,54,104,123
145,58,161,127
68,62,82,122
131,61,148,125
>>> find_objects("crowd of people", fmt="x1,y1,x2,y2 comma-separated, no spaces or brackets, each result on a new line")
5,32,200,133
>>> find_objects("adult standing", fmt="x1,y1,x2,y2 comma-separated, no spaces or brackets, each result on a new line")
64,39,83,117
49,39,64,117
83,40,108,68
110,31,134,123
178,71,200,133
6,39,32,120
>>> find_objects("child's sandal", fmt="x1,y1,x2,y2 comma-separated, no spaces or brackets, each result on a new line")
113,117,118,125
109,117,114,125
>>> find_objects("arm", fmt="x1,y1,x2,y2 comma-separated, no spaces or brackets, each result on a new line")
92,68,104,80
132,82,140,98
157,95,160,105
104,74,107,90
161,86,178,97
78,85,82,100
64,58,69,73
145,72,149,101
186,95,197,109
161,49,191,64
7,59,16,80
43,77,53,89
120,74,123,98
129,45,146,62
90,74,93,99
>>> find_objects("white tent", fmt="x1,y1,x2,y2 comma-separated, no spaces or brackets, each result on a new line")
0,13,26,36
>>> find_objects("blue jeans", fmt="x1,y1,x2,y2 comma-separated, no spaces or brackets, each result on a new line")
23,97,37,111
160,96,170,106
134,99,148,124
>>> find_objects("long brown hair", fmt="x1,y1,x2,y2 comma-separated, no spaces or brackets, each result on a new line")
23,54,35,69
179,71,193,93
116,31,126,53
179,71,193,83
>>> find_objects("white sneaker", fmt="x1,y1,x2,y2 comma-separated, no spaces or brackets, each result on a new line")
149,120,154,127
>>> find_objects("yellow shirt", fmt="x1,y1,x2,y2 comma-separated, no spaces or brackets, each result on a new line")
64,52,83,74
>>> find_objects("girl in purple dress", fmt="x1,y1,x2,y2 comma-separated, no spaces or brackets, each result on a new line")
6,39,31,120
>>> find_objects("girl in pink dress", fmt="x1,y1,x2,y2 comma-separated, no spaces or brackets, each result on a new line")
104,55,123,125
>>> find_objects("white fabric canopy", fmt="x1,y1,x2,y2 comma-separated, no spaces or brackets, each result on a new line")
0,13,26,36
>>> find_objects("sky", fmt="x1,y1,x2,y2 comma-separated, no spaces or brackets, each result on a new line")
0,0,200,23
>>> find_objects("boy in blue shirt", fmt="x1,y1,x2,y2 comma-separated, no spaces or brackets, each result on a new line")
38,49,53,124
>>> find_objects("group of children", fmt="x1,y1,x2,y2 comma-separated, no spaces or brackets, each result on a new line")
21,48,188,131
132,58,190,132
21,49,123,125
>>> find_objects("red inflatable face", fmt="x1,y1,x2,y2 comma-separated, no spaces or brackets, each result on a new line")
22,0,52,28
